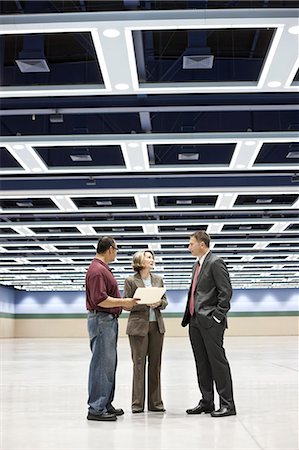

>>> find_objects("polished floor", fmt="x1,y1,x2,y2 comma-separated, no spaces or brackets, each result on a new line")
1,336,298,450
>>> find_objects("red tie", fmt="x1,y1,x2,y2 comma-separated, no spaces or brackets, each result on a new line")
189,262,200,316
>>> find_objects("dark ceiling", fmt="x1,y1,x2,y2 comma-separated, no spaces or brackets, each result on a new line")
0,0,298,292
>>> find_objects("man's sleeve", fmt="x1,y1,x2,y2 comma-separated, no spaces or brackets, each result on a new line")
211,258,232,322
89,274,109,308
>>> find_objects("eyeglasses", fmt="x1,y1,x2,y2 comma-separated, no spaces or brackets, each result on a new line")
111,246,118,251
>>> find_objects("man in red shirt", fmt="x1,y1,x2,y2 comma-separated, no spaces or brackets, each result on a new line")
86,236,137,421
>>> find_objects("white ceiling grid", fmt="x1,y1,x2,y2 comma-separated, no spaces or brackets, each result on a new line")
0,5,299,291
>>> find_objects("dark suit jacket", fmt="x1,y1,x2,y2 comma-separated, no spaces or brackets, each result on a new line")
182,251,232,328
123,273,168,336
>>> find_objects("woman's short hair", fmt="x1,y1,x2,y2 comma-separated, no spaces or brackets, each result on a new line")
132,250,155,272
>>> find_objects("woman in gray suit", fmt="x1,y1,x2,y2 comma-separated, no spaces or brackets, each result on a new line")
123,250,168,413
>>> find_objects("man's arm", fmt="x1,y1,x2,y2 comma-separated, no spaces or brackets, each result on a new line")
100,296,138,309
211,258,232,322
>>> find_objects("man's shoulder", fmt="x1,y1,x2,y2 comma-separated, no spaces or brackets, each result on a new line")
87,259,109,276
206,252,223,265
208,253,227,269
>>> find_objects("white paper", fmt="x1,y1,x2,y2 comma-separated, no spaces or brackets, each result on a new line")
134,287,166,305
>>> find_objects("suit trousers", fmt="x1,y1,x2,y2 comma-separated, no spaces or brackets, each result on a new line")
189,315,235,409
129,322,164,412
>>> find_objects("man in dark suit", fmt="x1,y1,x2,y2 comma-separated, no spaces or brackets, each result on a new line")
182,230,236,417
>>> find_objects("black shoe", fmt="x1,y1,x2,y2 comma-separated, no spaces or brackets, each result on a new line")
186,404,214,415
132,410,144,413
87,412,117,421
149,408,166,412
107,406,124,416
210,406,236,417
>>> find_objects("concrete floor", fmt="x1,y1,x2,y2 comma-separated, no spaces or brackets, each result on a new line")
1,335,298,450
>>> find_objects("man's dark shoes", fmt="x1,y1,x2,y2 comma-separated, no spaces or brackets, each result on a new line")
87,412,117,421
186,404,214,414
149,408,166,412
107,406,124,416
210,406,236,417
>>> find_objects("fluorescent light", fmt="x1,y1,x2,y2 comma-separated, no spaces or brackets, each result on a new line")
178,153,199,161
16,201,33,207
127,143,140,148
96,200,112,206
49,113,63,123
286,152,299,158
183,55,214,69
256,198,272,204
70,154,92,162
176,199,192,205
16,59,50,73
103,29,120,38
288,26,299,34
115,83,129,90
267,81,282,87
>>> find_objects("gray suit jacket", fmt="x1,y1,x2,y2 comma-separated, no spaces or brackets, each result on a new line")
182,251,232,328
123,273,168,336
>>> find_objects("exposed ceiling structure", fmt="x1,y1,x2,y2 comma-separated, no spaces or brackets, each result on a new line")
0,1,298,292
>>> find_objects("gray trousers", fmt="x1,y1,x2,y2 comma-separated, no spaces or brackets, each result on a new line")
129,322,164,412
189,315,235,409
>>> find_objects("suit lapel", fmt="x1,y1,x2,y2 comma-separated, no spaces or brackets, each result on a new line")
200,251,211,273
134,273,145,287
134,273,159,287
195,251,211,287
150,273,159,287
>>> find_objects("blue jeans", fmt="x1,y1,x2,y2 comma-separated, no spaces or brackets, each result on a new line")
87,312,118,415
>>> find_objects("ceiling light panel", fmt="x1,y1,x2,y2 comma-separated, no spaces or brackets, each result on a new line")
34,144,125,169
135,27,274,84
1,31,104,88
152,143,234,167
254,142,299,166
0,197,58,212
0,10,298,96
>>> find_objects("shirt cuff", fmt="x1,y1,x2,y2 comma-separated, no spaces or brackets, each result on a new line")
213,316,221,323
